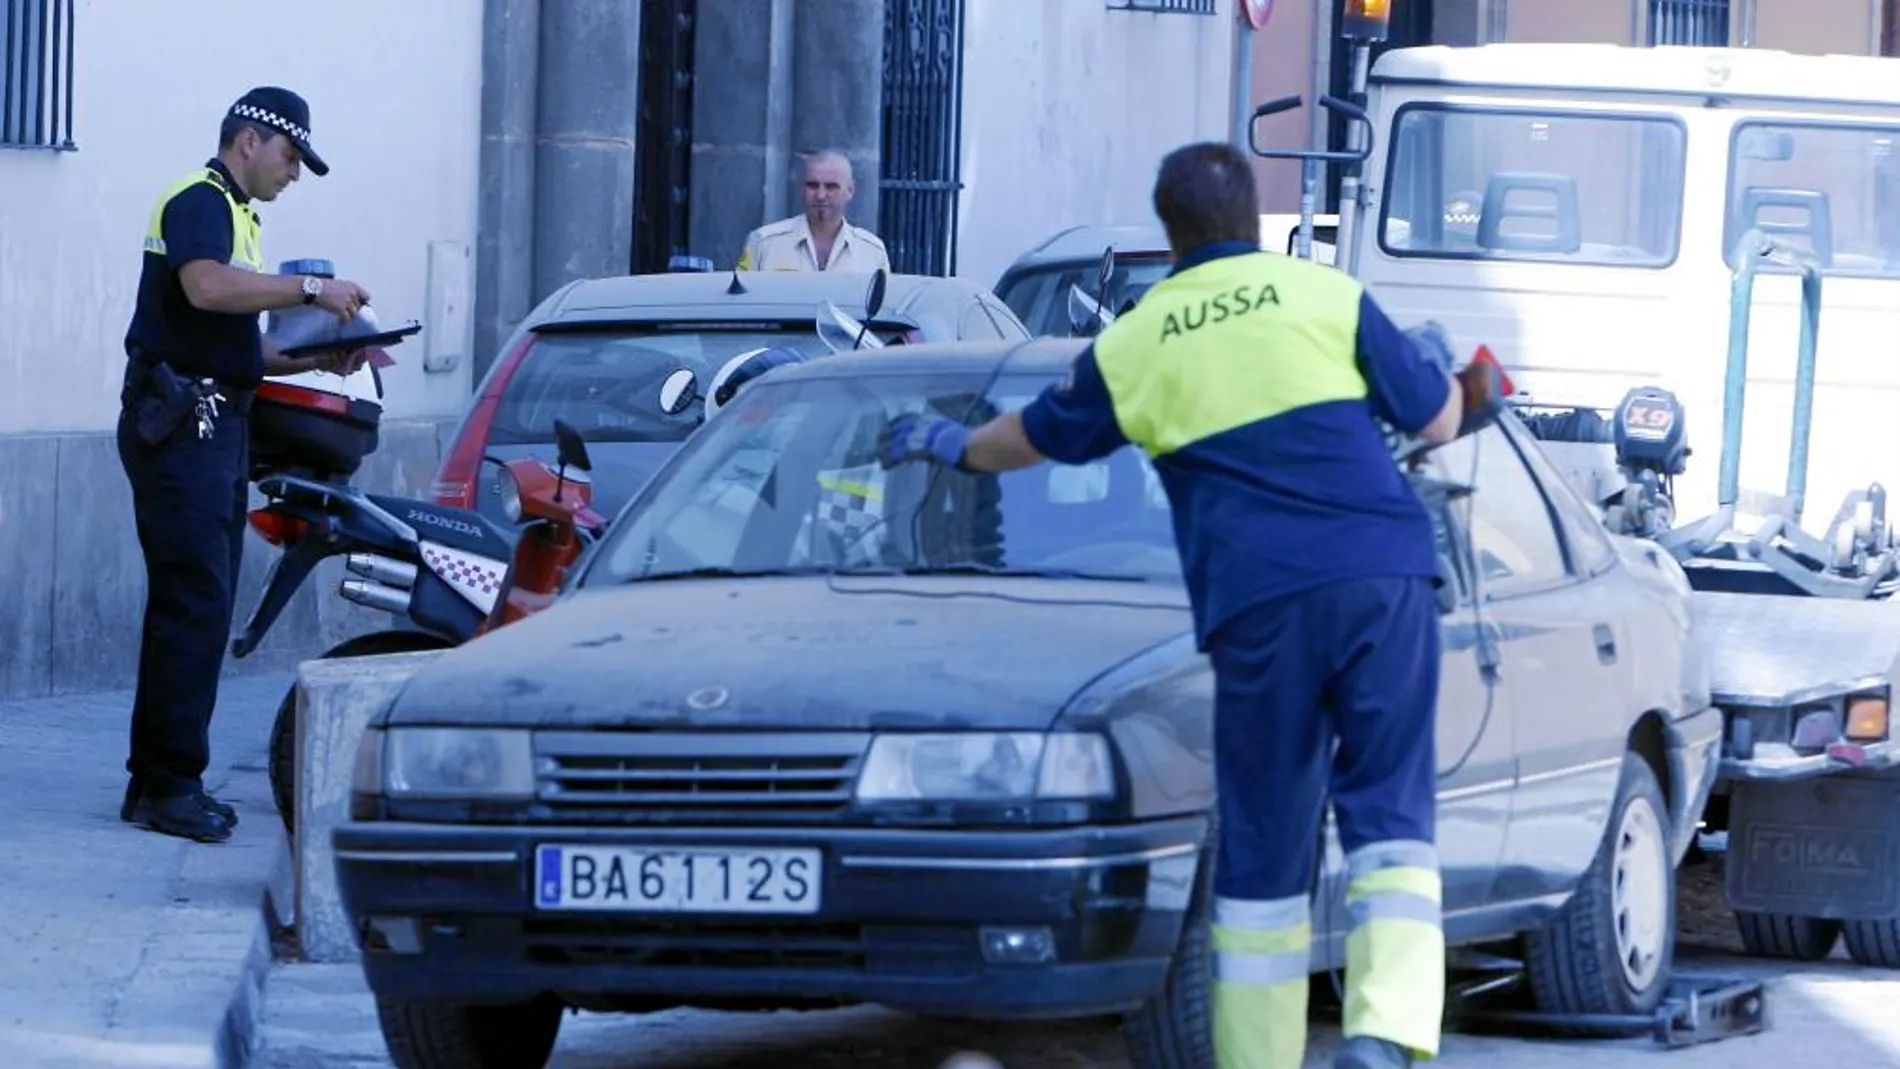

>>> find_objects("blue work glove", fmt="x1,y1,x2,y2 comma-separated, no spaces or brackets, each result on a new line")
878,413,969,470
1405,320,1458,372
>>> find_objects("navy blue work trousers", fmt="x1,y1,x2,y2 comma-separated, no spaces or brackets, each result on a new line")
1205,575,1441,901
116,403,249,800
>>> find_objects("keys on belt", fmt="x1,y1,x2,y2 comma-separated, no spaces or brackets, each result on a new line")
194,380,227,440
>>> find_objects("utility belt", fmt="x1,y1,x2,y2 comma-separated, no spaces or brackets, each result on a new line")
121,352,253,446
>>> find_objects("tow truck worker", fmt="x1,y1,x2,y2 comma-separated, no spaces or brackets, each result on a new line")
118,87,368,843
875,141,1502,1069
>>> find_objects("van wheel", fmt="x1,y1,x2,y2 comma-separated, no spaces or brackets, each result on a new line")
1842,919,1900,968
377,994,563,1069
1522,751,1675,1036
270,630,457,837
1121,819,1216,1069
1735,912,1841,961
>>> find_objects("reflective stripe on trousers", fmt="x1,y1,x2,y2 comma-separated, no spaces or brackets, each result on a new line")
1211,894,1311,1069
1343,839,1445,1059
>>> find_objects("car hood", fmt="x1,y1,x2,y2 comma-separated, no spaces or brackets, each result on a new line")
386,575,1193,731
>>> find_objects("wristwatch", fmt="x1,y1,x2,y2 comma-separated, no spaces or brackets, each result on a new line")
301,275,323,305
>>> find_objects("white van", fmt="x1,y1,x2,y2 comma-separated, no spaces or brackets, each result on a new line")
1340,44,1900,529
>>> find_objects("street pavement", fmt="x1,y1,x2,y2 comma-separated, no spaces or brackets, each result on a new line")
0,671,294,1069
262,859,1900,1067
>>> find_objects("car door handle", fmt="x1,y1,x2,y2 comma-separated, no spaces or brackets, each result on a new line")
1593,623,1618,665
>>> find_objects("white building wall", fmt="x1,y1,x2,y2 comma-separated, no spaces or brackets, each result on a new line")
0,0,484,436
953,0,1237,288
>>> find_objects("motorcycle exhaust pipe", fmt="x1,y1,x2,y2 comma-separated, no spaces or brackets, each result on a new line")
341,578,413,615
346,553,419,590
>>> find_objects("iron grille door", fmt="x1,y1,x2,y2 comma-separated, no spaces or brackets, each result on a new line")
632,0,697,275
880,0,967,276
1648,0,1730,46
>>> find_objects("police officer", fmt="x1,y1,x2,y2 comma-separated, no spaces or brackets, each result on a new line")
119,86,371,843
876,142,1503,1069
735,150,890,273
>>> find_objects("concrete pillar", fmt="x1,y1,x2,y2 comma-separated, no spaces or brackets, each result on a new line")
689,0,796,269
790,0,886,233
533,0,642,303
473,0,540,382
689,0,888,270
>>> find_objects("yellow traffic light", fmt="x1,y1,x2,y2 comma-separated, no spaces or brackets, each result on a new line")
1342,0,1392,40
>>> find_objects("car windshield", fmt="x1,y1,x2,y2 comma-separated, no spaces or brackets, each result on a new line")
997,257,1174,336
1378,105,1687,267
488,326,879,446
582,370,1183,587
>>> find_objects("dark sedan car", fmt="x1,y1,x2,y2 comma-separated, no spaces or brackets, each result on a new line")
336,339,1720,1069
429,269,1030,527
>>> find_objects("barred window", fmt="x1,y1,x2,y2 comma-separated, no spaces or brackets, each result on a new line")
1648,0,1730,47
0,0,76,150
1107,0,1219,14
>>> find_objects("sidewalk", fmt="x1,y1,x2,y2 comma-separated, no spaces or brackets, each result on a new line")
0,672,295,1069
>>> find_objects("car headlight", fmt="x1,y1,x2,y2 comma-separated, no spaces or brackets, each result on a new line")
379,727,536,800
854,732,1116,802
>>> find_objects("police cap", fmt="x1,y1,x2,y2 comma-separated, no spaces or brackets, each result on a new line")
228,86,329,176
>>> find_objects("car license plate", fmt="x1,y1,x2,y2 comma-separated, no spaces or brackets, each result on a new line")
533,845,822,914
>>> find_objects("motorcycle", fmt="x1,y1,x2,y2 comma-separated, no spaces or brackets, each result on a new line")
233,363,606,835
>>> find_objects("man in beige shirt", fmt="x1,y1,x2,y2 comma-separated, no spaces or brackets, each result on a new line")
737,149,891,273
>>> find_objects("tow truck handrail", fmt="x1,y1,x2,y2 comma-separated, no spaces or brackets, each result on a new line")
1721,229,1825,525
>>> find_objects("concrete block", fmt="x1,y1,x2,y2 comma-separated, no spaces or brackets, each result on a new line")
294,649,447,963
0,434,58,699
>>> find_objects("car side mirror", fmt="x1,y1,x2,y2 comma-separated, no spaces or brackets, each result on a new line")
658,368,699,415
552,418,592,473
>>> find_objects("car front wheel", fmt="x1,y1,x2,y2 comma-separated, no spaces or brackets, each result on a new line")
1521,750,1675,1035
377,994,564,1069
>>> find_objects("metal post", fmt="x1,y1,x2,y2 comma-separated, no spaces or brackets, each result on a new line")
1789,261,1824,523
1335,40,1373,276
1233,19,1255,155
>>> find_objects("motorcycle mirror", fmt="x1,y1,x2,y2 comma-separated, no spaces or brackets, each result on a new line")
863,268,888,321
1067,284,1113,337
658,368,699,415
819,301,885,353
552,418,592,473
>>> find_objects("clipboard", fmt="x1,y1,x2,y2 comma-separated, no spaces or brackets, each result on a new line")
278,321,423,358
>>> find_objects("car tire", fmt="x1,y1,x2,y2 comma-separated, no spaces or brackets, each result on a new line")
269,630,457,837
1521,751,1675,1036
1842,919,1900,968
1121,818,1216,1069
377,994,564,1069
1734,911,1841,961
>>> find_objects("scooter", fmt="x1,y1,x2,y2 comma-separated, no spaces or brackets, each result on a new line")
234,401,606,834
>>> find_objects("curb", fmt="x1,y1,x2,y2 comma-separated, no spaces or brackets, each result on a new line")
220,829,296,1069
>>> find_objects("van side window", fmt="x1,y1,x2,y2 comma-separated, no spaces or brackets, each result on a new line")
1726,122,1900,278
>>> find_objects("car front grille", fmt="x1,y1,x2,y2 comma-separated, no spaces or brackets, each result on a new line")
533,731,871,822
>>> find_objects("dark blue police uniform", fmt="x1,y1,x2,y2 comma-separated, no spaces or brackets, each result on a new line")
117,87,332,841
117,156,266,839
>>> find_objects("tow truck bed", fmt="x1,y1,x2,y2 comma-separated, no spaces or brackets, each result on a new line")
1691,593,1900,923
1693,591,1900,708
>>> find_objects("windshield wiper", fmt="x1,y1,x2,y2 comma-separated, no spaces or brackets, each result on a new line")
851,562,1160,584
632,565,834,583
